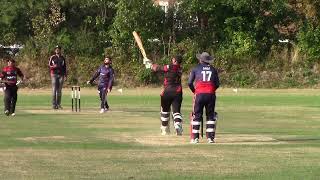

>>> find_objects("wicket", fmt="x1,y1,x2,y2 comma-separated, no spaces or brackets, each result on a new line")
71,86,81,112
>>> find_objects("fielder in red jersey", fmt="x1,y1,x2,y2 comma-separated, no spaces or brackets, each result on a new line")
48,45,67,110
0,58,24,116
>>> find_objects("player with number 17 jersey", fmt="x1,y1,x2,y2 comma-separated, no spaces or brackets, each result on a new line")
188,52,219,144
188,64,219,94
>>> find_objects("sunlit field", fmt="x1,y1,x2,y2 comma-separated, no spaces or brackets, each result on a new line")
0,88,319,179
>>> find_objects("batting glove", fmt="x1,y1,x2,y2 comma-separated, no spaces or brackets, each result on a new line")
143,57,151,65
145,61,152,69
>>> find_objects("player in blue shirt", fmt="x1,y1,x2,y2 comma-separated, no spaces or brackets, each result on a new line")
88,56,114,113
188,52,219,144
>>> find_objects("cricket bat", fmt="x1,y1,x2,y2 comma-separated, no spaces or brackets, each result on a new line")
132,31,148,61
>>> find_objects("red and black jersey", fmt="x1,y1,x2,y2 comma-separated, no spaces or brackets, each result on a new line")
48,54,67,76
152,64,182,95
0,66,24,87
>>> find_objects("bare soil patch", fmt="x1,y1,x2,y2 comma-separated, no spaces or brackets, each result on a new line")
103,133,284,146
17,136,66,142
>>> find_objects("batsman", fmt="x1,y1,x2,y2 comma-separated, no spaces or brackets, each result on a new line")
188,52,220,144
145,55,184,136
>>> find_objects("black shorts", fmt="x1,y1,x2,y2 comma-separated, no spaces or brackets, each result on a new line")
161,91,182,113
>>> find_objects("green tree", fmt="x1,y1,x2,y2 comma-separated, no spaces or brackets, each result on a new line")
110,0,163,57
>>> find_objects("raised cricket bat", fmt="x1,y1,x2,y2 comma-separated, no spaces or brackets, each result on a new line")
132,31,148,60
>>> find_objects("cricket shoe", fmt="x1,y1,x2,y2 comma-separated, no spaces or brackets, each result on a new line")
99,108,105,114
207,138,215,144
57,105,63,110
11,113,15,117
174,122,183,136
190,138,199,144
4,110,10,116
160,126,170,135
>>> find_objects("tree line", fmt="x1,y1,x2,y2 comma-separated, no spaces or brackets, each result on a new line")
1,0,320,88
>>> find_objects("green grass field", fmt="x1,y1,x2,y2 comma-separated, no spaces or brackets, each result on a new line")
0,88,320,179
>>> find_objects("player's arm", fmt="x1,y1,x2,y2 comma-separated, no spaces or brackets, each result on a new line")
107,68,115,91
212,68,220,89
15,68,24,85
88,67,100,84
188,69,196,93
48,55,57,69
62,57,67,78
0,69,4,79
0,69,5,82
151,63,162,72
17,68,24,81
143,57,168,72
151,64,169,72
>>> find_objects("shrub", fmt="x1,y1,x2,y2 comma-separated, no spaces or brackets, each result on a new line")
217,31,259,60
230,70,256,87
137,68,158,85
297,23,320,61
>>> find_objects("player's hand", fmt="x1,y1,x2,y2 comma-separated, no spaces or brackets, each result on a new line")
145,61,152,69
107,89,111,93
143,58,151,65
16,80,22,85
143,57,152,69
86,81,91,85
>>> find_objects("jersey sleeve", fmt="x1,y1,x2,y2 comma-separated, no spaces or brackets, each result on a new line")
0,68,5,78
17,68,24,79
213,69,220,89
152,64,169,72
107,68,115,90
89,66,101,83
48,55,55,69
62,57,67,76
188,68,196,93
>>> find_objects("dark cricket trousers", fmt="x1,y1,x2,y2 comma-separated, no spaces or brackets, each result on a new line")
191,93,217,140
51,74,64,107
98,85,109,109
160,92,183,127
4,85,18,113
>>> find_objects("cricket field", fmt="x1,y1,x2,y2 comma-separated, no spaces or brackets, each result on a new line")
0,88,319,179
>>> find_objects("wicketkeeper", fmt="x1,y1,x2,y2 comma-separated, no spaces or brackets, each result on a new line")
0,58,24,116
147,55,184,135
87,56,114,113
188,52,219,144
